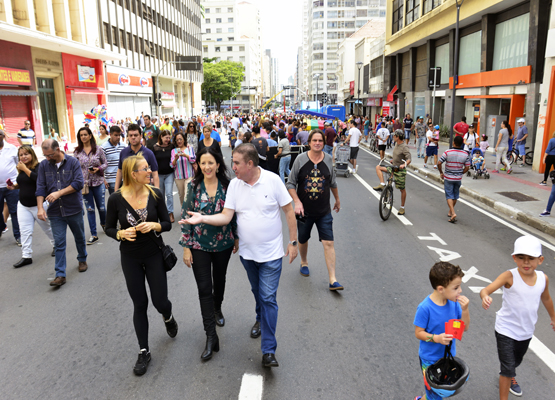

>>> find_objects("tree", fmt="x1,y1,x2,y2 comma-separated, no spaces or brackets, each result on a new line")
201,61,245,112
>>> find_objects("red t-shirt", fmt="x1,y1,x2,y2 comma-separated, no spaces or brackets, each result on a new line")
454,122,469,137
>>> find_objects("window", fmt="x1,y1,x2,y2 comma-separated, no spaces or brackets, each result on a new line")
227,7,233,12
392,0,403,34
327,42,338,50
227,46,233,51
103,22,110,44
357,9,367,17
111,26,118,46
328,11,337,18
215,47,221,52
205,18,210,23
216,18,222,23
423,0,440,14
215,8,221,13
459,31,481,75
327,52,338,60
228,18,233,23
239,56,245,62
328,0,337,6
313,0,324,6
206,28,211,33
205,8,210,13
239,46,245,51
313,43,324,50
216,28,222,33
492,14,529,70
127,32,132,50
227,56,233,60
228,27,234,33
314,53,324,60
370,57,383,78
327,63,338,70
405,0,420,26
435,43,450,84
313,11,324,19
228,37,234,41
203,46,208,53
216,38,222,41
357,0,368,5
119,29,125,48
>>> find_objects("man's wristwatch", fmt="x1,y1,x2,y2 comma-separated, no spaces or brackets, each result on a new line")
289,240,298,246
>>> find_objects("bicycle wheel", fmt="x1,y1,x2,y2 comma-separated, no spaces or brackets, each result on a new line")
525,151,534,166
507,150,516,165
379,185,394,221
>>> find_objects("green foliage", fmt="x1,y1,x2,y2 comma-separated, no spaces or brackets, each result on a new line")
439,124,450,138
201,61,245,111
203,57,218,64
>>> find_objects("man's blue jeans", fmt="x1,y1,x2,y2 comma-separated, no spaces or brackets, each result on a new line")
0,187,20,240
416,137,426,156
240,257,283,354
50,212,87,277
279,155,291,183
158,173,175,213
324,145,333,156
547,184,555,212
82,184,106,237
107,182,116,195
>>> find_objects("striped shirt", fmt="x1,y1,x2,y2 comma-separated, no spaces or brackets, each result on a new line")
101,140,126,183
439,148,470,181
17,128,35,145
171,146,195,180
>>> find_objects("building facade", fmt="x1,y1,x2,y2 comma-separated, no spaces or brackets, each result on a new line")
201,0,262,112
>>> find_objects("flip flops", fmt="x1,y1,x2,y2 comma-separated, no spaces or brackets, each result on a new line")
448,216,457,223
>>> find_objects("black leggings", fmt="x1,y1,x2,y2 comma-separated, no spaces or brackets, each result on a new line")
544,155,555,182
121,250,172,350
191,247,233,336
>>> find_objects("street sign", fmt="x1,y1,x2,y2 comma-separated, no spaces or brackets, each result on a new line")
176,56,202,71
428,67,441,89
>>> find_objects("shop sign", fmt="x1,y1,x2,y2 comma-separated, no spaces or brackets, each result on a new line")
0,67,32,86
349,81,355,96
118,74,131,86
366,98,382,107
78,65,96,83
161,92,175,100
106,65,152,94
35,58,60,68
140,77,149,87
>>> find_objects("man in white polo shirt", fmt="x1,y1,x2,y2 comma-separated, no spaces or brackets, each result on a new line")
180,143,298,368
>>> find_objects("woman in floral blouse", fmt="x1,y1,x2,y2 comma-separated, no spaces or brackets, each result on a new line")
74,127,107,244
179,146,237,362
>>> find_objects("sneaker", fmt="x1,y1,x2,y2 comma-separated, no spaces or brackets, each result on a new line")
491,169,499,173
519,164,524,168
540,211,551,217
423,164,428,169
300,265,310,276
372,184,384,191
433,165,437,169
414,397,422,400
500,167,506,171
133,349,151,376
2,227,8,234
164,315,178,338
16,238,21,247
509,377,522,396
329,281,344,291
87,236,99,245
398,208,405,216
540,181,547,186
355,165,359,173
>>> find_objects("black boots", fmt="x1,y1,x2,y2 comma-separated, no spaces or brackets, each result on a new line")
164,314,178,338
201,334,220,361
215,309,225,327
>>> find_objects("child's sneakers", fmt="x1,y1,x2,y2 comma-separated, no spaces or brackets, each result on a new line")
413,397,422,400
510,377,522,396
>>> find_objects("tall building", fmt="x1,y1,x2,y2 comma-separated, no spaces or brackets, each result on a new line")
262,49,273,100
100,0,203,121
272,57,279,100
0,0,124,144
296,46,304,102
304,0,386,105
201,0,262,112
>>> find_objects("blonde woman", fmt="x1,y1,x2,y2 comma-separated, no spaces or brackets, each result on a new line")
8,145,55,268
105,155,176,376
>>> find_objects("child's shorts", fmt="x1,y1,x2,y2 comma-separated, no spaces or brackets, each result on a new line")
495,331,531,377
419,357,444,400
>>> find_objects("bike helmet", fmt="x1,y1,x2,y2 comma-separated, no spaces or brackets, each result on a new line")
394,129,404,138
424,345,470,398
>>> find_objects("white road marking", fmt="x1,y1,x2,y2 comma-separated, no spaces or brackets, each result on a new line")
359,146,555,375
352,173,413,225
238,373,263,400
417,233,447,246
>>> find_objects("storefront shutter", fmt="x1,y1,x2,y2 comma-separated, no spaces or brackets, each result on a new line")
134,97,151,118
0,96,30,146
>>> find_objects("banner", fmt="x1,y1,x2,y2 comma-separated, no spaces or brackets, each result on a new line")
78,65,96,83
0,67,31,86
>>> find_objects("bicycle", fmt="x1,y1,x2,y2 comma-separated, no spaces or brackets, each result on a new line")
508,146,533,166
378,159,406,221
368,132,378,153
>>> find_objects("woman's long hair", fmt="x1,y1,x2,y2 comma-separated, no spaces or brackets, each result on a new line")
502,120,513,138
120,155,158,199
17,145,39,170
173,132,188,148
186,121,197,136
192,147,230,190
74,127,97,154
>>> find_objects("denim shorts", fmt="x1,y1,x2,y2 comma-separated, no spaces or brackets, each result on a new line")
444,179,462,200
518,144,526,157
298,212,334,244
495,331,531,378
404,129,411,140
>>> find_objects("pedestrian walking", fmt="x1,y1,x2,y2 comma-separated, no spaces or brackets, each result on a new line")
74,127,107,244
494,120,512,174
9,145,55,268
453,116,469,138
424,123,439,169
105,155,177,376
437,135,471,223
251,126,269,170
324,122,336,156
154,130,176,222
171,132,195,213
376,121,390,160
275,131,292,183
286,130,343,290
97,124,109,146
142,115,160,151
540,131,555,185
186,120,199,153
403,114,414,145
345,120,362,174
199,125,222,156
463,124,479,153
36,139,88,287
181,143,298,368
179,147,238,361
101,126,125,195
0,129,21,245
414,117,427,158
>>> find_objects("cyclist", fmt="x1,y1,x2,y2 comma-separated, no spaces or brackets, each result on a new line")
373,129,412,215
515,118,529,167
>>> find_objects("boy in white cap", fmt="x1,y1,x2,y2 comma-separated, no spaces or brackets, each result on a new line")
480,236,555,399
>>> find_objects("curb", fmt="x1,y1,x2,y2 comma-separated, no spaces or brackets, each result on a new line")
360,142,555,236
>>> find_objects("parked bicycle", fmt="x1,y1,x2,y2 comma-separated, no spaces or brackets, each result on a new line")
508,146,533,166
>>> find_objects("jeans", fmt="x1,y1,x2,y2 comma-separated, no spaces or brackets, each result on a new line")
444,179,462,200
0,187,20,240
107,182,116,195
158,173,175,213
416,137,426,156
546,183,555,212
240,256,283,354
17,202,54,258
49,212,87,277
279,155,291,183
82,184,106,237
324,145,333,156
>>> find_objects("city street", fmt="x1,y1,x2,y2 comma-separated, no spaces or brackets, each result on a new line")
1,145,554,400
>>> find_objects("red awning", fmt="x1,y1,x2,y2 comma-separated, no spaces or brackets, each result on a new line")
69,87,109,95
387,85,398,102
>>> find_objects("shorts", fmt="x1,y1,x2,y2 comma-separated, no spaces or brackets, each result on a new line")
404,129,411,140
350,147,359,160
298,212,334,244
364,129,369,136
386,166,407,190
426,146,438,157
518,143,526,157
419,358,443,400
378,144,386,151
495,331,531,378
444,179,462,200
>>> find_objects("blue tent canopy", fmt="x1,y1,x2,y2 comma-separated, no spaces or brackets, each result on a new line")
294,110,336,119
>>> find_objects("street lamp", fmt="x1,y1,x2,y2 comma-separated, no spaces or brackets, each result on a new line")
314,74,321,107
356,61,363,115
449,0,464,149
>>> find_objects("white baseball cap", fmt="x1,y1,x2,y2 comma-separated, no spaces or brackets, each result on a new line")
518,118,525,123
512,236,542,257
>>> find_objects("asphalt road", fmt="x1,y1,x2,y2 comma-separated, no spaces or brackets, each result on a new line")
1,144,554,400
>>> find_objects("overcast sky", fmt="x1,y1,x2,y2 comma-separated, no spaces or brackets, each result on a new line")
248,0,303,85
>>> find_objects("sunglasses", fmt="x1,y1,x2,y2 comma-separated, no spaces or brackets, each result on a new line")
133,166,152,172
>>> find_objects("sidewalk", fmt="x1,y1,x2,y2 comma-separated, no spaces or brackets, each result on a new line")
361,140,555,236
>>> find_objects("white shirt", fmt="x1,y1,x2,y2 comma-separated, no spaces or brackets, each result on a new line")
224,168,292,263
376,127,390,145
0,142,18,188
463,132,479,151
231,117,240,131
426,130,437,147
348,127,362,147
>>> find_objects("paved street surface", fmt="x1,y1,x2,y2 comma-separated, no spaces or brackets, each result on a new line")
1,145,555,400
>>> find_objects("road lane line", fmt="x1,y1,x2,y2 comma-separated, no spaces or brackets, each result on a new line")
359,145,555,373
238,373,263,400
352,173,413,225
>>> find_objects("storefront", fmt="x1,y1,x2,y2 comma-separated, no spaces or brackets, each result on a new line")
62,53,107,142
106,65,153,121
0,41,38,146
161,91,177,115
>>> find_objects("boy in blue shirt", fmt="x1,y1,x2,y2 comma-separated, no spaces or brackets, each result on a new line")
414,262,470,400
